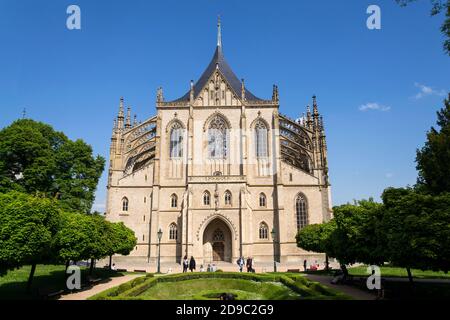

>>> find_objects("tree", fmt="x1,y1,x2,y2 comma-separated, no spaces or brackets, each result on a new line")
416,94,450,194
0,119,105,213
396,0,450,54
0,192,61,292
296,221,336,270
328,200,386,267
381,187,450,284
106,222,137,269
52,212,98,269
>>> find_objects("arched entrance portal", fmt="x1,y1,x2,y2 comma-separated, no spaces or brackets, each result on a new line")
202,218,232,263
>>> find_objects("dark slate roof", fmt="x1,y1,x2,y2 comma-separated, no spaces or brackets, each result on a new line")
171,45,263,102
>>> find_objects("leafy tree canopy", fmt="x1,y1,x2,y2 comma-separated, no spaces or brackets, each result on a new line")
382,187,450,273
328,200,386,266
0,119,105,213
416,94,450,194
0,192,61,275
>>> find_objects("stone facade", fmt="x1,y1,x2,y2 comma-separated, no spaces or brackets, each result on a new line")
106,21,332,267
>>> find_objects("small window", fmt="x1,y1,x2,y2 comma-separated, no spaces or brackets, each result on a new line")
122,197,129,212
259,223,269,240
144,197,146,203
171,194,178,208
224,191,232,206
203,191,211,206
259,193,267,208
169,223,178,240
289,173,293,182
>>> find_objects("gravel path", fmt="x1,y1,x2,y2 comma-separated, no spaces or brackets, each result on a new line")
59,274,142,300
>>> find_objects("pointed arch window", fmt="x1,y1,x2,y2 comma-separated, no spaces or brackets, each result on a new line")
255,121,268,158
259,222,269,239
170,194,178,208
296,194,309,230
259,193,267,208
169,223,178,240
208,115,229,159
170,122,184,158
203,191,211,206
122,197,129,212
224,191,232,206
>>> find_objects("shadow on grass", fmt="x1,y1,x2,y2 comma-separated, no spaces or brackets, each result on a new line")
0,266,125,300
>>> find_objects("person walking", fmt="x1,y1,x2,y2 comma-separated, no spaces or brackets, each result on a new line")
246,257,253,273
236,256,244,272
189,256,196,272
182,255,189,273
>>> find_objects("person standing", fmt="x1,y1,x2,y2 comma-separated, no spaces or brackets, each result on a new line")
182,255,189,273
237,256,244,272
246,257,253,273
189,256,196,272
303,259,307,272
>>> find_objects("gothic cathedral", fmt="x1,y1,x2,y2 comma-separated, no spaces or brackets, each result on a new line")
106,20,332,268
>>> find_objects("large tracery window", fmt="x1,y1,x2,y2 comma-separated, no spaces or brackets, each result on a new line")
255,121,268,158
296,194,308,230
170,122,184,158
208,115,229,159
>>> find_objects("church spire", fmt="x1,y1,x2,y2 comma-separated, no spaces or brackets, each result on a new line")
217,15,222,48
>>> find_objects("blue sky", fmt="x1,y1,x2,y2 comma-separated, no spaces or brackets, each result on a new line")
0,0,449,210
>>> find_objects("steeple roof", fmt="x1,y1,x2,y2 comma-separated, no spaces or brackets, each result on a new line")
171,18,263,103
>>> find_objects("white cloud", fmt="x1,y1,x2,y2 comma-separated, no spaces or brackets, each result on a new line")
359,102,391,112
413,83,446,100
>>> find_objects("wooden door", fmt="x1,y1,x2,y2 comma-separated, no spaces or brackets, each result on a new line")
212,242,225,261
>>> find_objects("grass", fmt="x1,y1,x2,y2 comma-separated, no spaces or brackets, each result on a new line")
0,264,125,300
90,272,351,300
348,265,450,280
139,278,300,300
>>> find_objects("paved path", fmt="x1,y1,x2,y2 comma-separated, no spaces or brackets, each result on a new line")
59,274,142,300
305,274,377,300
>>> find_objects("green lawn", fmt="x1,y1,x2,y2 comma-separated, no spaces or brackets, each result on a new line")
348,265,450,280
0,264,124,300
139,278,300,300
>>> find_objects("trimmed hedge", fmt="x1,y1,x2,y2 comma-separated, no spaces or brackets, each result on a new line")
90,272,351,300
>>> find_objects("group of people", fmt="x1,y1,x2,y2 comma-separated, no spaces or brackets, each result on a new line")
303,259,321,271
182,255,197,272
236,256,255,273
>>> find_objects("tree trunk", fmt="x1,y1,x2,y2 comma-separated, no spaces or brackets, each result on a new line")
26,264,37,293
406,267,414,285
109,255,112,270
65,260,70,272
325,254,329,271
89,258,95,276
